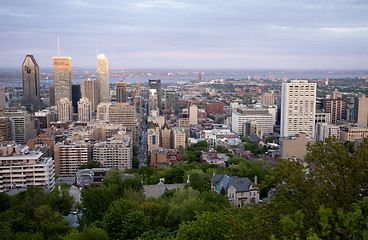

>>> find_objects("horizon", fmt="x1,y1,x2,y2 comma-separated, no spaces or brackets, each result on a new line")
1,1,368,70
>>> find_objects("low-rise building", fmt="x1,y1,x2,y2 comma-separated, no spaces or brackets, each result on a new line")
211,173,259,206
279,133,314,160
200,150,230,166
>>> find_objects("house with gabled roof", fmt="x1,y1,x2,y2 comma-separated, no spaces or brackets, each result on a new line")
211,173,259,206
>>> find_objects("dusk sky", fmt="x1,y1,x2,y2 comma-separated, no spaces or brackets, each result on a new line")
1,0,368,69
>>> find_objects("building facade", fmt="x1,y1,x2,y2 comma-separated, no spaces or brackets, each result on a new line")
54,142,89,177
56,98,72,122
97,54,109,103
78,98,92,122
281,80,317,137
116,81,127,103
3,110,31,144
21,55,41,109
53,57,72,103
354,94,368,127
232,108,274,136
93,138,132,170
81,78,98,112
149,80,162,110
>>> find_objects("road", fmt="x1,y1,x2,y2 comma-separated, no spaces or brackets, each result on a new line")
138,121,148,167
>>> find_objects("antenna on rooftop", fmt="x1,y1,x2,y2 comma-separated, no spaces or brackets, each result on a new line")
57,36,60,56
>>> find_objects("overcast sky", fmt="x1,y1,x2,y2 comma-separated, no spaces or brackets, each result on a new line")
1,0,368,69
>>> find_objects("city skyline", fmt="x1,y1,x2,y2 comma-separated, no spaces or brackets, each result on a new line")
1,0,368,70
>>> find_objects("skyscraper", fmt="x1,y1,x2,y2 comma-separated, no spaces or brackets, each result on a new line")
72,83,81,114
165,89,179,113
189,104,198,125
97,54,109,103
53,57,72,103
56,98,72,122
21,55,41,109
49,84,55,106
354,94,368,127
149,79,162,110
280,80,317,137
109,103,136,145
81,78,98,112
78,98,92,122
116,81,127,103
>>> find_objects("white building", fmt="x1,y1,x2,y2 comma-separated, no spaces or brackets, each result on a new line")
56,97,72,122
232,107,274,136
96,102,111,121
97,54,109,103
78,97,92,122
281,80,317,137
93,138,132,170
0,148,55,192
317,123,340,142
189,104,198,125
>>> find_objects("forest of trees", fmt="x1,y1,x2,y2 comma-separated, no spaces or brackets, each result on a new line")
1,138,368,239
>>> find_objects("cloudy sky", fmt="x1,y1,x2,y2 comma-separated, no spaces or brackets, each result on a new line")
1,0,368,69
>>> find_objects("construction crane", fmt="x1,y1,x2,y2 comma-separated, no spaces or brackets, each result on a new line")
109,68,128,81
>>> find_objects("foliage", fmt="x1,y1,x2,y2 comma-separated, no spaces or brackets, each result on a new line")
79,160,103,169
132,156,140,169
215,145,228,153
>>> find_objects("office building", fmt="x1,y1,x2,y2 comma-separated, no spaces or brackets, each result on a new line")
116,81,127,103
354,94,368,127
81,78,98,112
179,113,190,137
49,84,55,106
280,80,317,137
21,55,41,109
189,104,198,125
3,110,31,144
0,147,55,192
34,109,54,129
72,83,81,114
243,120,262,138
97,54,109,103
53,57,72,103
109,103,136,145
56,98,72,122
148,89,158,113
232,107,274,135
78,98,92,122
340,126,368,142
149,80,162,110
165,89,179,112
54,142,89,177
317,123,340,142
0,117,13,142
322,98,346,124
96,102,111,121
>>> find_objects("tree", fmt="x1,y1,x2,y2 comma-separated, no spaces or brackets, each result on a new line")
79,160,103,169
132,156,139,169
133,145,139,156
62,227,109,240
216,117,224,124
215,145,228,153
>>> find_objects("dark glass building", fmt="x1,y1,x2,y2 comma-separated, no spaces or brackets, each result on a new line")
22,55,41,110
72,83,81,113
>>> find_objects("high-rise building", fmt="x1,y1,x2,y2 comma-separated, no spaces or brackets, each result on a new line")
116,81,127,103
160,123,172,149
280,80,317,137
3,110,31,144
34,109,54,129
165,89,179,112
109,103,136,144
56,98,72,122
96,102,111,121
198,73,205,81
49,84,55,106
354,94,368,127
93,138,132,170
189,104,198,125
97,54,109,103
81,78,98,112
0,86,6,108
72,83,81,114
78,98,92,122
54,142,89,177
149,80,162,110
149,89,158,113
53,57,72,103
179,113,190,137
322,98,346,124
261,92,275,106
21,55,41,109
232,107,274,135
172,127,186,149
147,122,160,151
0,117,13,142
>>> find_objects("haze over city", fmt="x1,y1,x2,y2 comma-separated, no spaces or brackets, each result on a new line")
1,0,368,69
